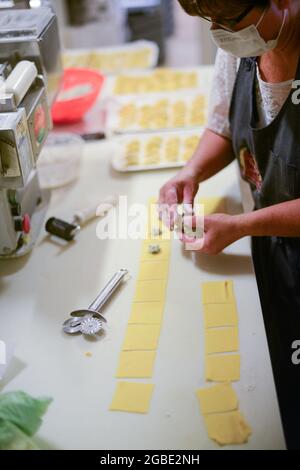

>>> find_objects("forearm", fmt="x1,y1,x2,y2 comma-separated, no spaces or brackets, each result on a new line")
236,199,300,238
186,128,235,183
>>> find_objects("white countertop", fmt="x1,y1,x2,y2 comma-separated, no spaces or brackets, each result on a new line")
0,140,286,450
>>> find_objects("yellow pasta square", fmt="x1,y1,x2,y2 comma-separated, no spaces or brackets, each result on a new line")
196,383,238,415
134,280,167,302
205,327,239,355
110,382,154,414
197,197,227,216
148,205,162,225
147,223,171,241
129,302,164,324
203,303,238,328
122,324,161,350
148,200,160,221
148,197,158,205
138,261,169,281
204,411,252,446
202,281,235,304
205,354,241,382
148,200,171,239
116,351,156,378
140,240,171,261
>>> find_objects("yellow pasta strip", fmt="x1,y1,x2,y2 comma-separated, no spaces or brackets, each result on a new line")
116,351,156,378
141,241,171,261
110,382,154,414
205,327,239,355
138,261,169,281
205,354,241,382
134,280,167,302
203,411,252,446
196,383,238,414
122,324,161,350
202,280,235,304
129,302,164,324
203,303,238,328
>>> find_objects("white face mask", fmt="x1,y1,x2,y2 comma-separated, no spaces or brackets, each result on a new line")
211,7,287,58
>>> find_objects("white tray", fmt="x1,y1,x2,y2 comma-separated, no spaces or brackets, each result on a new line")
106,91,208,135
111,129,204,173
107,67,210,96
63,40,159,75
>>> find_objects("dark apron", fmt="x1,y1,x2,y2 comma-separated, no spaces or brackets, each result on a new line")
229,56,300,449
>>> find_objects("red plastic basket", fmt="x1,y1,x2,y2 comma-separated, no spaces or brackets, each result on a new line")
52,68,105,124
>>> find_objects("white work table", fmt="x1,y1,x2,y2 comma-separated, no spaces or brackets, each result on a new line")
0,140,286,450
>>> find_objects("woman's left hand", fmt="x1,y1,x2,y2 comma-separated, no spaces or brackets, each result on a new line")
181,214,243,255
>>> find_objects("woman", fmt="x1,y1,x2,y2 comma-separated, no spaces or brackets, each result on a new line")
159,0,300,449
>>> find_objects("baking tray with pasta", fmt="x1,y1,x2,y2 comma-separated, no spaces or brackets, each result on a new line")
111,129,204,172
106,92,208,135
63,40,159,74
107,67,211,96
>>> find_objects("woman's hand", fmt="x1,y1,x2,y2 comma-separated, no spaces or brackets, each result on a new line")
159,166,200,207
158,129,236,231
158,166,200,230
181,214,243,255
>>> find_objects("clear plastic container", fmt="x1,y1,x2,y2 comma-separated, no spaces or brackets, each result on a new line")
37,133,83,189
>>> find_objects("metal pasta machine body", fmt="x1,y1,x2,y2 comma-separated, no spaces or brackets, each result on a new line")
0,6,62,258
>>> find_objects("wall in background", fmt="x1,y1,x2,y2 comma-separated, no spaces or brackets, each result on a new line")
52,0,216,66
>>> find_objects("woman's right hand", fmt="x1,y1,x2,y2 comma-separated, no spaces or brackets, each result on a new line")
159,166,200,208
158,129,235,228
158,166,200,229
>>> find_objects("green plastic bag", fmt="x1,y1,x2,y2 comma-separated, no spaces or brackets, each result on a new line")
0,391,52,450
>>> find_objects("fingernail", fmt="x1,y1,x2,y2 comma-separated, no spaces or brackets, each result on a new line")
183,203,193,215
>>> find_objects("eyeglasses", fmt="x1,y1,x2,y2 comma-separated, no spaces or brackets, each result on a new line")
201,4,254,30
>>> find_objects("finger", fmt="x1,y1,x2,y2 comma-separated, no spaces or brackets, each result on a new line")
165,186,178,206
164,187,180,230
158,186,167,206
184,182,199,216
160,209,172,230
158,186,170,220
183,203,194,216
185,238,205,252
180,234,197,244
183,184,196,208
159,202,178,231
183,215,204,240
182,215,198,229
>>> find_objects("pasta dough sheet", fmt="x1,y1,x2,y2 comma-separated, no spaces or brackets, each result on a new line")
116,351,156,378
138,261,169,281
202,280,235,304
140,241,171,261
205,327,239,355
110,382,154,414
129,302,164,324
204,411,252,446
134,280,167,302
197,197,227,216
196,383,238,414
203,303,238,328
122,324,161,350
205,354,241,382
147,218,171,240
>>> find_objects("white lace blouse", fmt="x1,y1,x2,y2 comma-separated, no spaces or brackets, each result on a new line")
207,48,294,138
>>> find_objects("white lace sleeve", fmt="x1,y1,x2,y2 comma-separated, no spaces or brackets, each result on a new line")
207,49,240,139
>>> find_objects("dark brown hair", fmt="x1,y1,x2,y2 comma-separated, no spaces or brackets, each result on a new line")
177,0,269,20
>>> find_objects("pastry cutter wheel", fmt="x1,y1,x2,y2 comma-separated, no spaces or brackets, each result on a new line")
63,269,129,336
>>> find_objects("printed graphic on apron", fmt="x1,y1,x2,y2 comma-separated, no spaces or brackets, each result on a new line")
239,147,262,191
